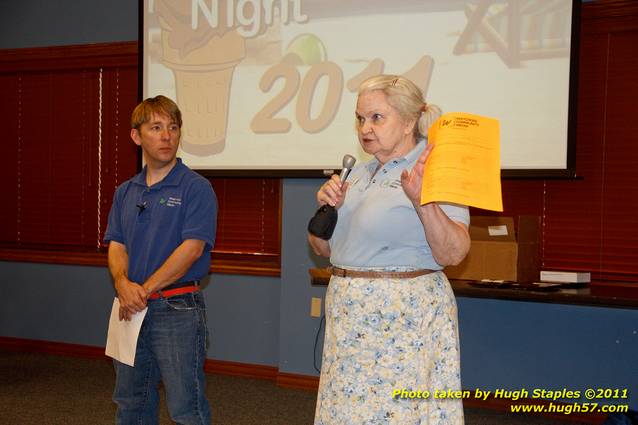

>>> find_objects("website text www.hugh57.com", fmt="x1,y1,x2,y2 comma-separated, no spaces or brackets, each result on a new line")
511,402,628,415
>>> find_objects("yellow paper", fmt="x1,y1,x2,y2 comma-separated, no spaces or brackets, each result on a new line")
421,112,502,211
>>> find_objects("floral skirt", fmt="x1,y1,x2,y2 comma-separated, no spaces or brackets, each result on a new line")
314,271,464,425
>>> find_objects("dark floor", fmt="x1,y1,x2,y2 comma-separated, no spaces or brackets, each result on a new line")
0,350,597,425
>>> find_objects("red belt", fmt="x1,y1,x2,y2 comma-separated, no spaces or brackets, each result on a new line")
148,285,199,300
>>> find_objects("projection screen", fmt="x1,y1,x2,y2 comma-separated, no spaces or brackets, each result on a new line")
141,0,579,176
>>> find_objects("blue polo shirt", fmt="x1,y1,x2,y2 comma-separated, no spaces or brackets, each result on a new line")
104,158,217,284
329,141,469,270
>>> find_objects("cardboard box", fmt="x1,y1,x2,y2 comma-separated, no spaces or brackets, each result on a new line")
444,216,540,282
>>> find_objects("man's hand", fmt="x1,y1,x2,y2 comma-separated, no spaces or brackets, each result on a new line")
115,277,148,321
118,306,132,322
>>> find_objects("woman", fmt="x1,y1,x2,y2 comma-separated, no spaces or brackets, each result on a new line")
309,75,471,425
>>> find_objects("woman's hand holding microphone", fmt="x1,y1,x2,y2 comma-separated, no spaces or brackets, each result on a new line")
317,174,349,208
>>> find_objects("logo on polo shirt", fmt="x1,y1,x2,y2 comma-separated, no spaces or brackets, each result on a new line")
160,197,182,207
381,179,401,189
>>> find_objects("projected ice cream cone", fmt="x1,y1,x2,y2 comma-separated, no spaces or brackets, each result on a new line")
156,0,277,155
161,28,246,155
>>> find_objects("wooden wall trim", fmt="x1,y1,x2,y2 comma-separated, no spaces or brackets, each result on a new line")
203,358,278,381
0,336,289,384
0,336,613,422
0,248,281,276
0,41,138,72
211,252,281,277
583,0,638,20
276,372,320,391
0,336,107,359
0,249,108,267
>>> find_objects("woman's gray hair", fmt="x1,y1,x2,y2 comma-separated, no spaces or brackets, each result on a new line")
358,74,441,138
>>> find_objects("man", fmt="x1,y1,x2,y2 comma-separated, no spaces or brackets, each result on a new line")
104,95,217,424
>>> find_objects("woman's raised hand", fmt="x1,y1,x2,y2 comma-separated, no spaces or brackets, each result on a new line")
401,143,434,206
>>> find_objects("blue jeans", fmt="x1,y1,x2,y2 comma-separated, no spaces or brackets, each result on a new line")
113,291,211,425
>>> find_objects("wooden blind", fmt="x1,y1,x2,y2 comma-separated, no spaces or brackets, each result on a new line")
477,0,638,284
0,42,281,276
0,44,138,256
0,72,19,244
211,178,281,254
209,178,281,276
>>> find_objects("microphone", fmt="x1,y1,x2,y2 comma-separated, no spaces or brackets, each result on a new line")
308,154,357,240
339,154,356,184
136,202,147,214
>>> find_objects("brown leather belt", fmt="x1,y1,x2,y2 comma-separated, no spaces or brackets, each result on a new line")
330,266,435,279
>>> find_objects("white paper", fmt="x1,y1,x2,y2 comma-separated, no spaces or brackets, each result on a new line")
105,298,148,367
488,225,509,236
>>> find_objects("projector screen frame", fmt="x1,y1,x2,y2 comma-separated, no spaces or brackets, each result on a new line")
138,0,581,179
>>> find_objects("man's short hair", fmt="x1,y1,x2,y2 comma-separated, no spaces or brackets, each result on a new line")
131,95,183,130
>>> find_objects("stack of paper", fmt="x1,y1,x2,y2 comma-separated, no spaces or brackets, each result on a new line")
421,112,502,212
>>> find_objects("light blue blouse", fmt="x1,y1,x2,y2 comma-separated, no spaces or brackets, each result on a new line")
329,141,470,270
